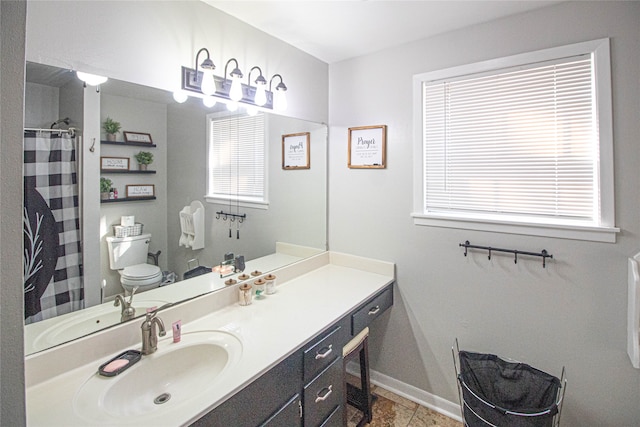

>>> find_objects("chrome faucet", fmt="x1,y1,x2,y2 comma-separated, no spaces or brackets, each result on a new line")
114,286,138,322
140,309,166,355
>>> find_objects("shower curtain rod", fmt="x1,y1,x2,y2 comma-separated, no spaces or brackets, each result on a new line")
24,127,77,138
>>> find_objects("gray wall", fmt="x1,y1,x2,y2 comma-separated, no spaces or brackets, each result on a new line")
0,1,27,425
328,2,640,425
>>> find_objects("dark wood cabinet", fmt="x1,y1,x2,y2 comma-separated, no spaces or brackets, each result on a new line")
192,282,393,427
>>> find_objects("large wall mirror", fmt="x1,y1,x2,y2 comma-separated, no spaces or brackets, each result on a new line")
24,62,328,355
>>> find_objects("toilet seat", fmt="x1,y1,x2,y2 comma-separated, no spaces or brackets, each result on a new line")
120,263,162,288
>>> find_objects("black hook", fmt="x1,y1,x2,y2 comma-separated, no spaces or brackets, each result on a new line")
541,250,551,268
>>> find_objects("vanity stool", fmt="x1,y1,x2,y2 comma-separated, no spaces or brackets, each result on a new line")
343,327,374,426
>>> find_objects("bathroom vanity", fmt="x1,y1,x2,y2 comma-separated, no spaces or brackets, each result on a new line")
25,251,394,426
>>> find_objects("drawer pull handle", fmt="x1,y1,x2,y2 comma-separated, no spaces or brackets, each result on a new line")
315,345,333,359
368,305,380,315
315,385,333,403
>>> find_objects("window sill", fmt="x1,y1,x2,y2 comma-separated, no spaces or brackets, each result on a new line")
411,213,619,243
205,196,269,210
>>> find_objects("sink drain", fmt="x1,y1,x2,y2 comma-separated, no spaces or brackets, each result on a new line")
154,393,171,405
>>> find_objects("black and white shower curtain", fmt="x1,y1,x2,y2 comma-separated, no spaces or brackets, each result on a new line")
23,131,84,323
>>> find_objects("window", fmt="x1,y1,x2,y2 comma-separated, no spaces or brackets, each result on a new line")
412,39,617,242
206,111,267,208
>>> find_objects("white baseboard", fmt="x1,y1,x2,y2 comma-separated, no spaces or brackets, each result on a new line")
346,363,463,422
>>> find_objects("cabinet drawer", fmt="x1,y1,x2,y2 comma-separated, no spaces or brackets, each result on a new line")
351,285,393,335
303,357,343,427
303,326,341,383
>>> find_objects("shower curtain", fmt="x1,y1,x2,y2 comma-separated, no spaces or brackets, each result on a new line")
23,130,84,324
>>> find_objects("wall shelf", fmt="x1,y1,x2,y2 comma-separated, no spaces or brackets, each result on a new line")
100,196,156,204
100,169,156,174
101,140,157,148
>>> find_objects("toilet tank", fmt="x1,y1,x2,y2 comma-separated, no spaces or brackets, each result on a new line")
106,233,151,270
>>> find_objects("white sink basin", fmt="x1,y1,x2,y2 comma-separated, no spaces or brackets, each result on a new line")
28,300,170,352
73,330,242,423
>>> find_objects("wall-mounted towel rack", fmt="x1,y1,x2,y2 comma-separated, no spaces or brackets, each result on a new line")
459,240,553,268
215,211,246,223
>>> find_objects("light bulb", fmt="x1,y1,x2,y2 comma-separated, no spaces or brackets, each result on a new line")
76,71,108,86
246,106,258,116
254,84,267,106
173,90,188,103
201,70,216,96
229,76,243,102
226,102,238,112
274,90,288,111
202,96,217,108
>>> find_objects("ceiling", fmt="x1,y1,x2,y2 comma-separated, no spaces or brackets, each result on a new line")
204,1,562,64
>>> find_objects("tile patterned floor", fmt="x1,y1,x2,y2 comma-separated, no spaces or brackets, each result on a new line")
346,375,463,427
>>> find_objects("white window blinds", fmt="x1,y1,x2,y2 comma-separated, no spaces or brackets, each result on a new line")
207,112,265,202
423,54,599,225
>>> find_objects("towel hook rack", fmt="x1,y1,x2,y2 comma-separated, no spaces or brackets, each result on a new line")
215,211,247,223
459,240,553,268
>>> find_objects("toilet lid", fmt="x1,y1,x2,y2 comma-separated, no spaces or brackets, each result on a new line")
121,263,161,280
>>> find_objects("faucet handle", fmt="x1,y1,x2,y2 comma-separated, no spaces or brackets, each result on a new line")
145,307,159,320
127,286,138,304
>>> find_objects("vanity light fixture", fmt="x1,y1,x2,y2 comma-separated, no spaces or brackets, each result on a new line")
173,90,188,103
76,71,108,92
225,58,244,102
196,48,217,96
248,66,268,107
180,48,288,111
202,96,217,108
269,74,288,111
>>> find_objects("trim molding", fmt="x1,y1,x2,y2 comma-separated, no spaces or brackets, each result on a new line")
346,363,463,422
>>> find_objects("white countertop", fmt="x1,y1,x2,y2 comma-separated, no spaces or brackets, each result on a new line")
25,251,394,426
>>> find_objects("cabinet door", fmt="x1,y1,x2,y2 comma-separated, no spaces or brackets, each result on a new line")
303,357,343,427
191,351,301,426
261,393,302,427
319,405,343,427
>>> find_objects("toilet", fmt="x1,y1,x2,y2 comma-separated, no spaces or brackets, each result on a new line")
106,233,162,293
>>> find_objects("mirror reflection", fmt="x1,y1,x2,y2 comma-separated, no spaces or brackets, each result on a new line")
24,62,327,355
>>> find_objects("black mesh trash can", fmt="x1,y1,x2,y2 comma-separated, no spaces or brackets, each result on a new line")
455,349,565,427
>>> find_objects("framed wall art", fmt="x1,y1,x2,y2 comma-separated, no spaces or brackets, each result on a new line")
282,132,310,170
348,125,387,169
123,131,153,144
126,184,155,198
100,156,130,171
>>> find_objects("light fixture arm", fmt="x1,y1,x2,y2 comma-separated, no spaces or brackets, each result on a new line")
224,58,243,80
195,48,215,75
248,66,267,87
269,74,288,92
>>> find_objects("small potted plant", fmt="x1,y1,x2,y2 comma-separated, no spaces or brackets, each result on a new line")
100,177,112,200
102,117,121,142
134,151,153,170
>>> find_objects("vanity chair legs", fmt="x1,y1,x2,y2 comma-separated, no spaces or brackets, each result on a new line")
343,327,374,427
